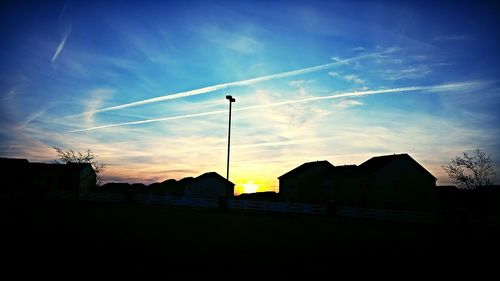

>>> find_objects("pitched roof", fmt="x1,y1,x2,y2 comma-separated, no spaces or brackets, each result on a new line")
178,176,194,184
161,178,178,185
278,160,334,179
194,172,234,186
328,164,358,176
359,153,436,179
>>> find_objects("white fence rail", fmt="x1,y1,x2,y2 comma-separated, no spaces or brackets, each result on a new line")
229,200,327,215
135,194,218,208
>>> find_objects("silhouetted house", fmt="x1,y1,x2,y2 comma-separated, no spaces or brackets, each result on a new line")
30,162,96,198
99,182,132,193
148,179,178,196
322,164,358,204
174,177,194,196
278,160,334,203
279,154,437,211
130,183,148,194
147,177,194,197
98,182,135,202
327,154,436,211
0,158,32,196
184,172,234,198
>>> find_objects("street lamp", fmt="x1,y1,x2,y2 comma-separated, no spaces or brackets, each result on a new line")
225,95,235,198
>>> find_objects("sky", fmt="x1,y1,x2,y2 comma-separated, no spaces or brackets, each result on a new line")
1,0,499,194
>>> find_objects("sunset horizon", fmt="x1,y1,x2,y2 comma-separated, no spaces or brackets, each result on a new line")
1,0,499,195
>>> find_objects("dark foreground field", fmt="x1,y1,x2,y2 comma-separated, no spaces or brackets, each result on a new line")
2,196,499,279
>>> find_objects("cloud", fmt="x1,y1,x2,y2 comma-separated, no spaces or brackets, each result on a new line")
1,90,17,101
329,72,365,84
383,65,431,80
231,136,340,149
289,80,316,87
351,46,366,52
70,81,484,132
433,35,472,41
200,23,264,54
75,49,398,116
19,109,48,129
52,0,73,66
333,100,363,110
343,74,365,84
83,89,114,126
51,24,72,64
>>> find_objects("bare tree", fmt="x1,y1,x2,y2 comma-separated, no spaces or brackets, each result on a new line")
442,148,495,189
53,147,105,186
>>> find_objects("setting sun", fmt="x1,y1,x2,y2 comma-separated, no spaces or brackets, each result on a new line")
240,181,259,194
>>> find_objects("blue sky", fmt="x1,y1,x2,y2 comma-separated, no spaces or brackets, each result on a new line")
1,0,499,193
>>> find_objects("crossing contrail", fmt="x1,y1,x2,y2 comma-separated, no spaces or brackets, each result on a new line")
78,50,397,116
69,81,479,132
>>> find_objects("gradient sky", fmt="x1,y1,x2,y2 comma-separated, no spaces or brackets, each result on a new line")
1,0,499,194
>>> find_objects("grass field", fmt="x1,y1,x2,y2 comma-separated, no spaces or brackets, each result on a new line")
2,196,499,279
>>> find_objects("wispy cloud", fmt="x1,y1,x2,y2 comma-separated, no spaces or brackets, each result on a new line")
329,72,365,84
351,46,366,52
201,24,263,54
1,90,17,101
383,65,431,80
344,75,364,84
51,0,73,65
332,100,363,110
434,35,472,41
83,89,114,126
289,80,316,87
19,109,47,129
75,50,398,116
70,81,483,132
51,24,72,64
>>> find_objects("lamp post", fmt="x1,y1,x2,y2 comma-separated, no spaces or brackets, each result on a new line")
225,95,235,198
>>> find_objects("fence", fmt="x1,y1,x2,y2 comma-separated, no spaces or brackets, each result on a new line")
49,191,326,215
228,200,327,215
134,194,218,208
47,191,500,225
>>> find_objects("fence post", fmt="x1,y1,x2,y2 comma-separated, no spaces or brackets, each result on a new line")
327,200,337,216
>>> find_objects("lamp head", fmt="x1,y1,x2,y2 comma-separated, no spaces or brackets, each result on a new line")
226,95,236,102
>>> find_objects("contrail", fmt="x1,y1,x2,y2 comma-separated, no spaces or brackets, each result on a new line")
69,81,479,132
231,81,478,111
231,136,339,149
70,109,228,132
51,25,71,64
80,50,397,116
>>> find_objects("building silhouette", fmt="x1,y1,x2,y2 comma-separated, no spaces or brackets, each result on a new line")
279,153,436,211
184,172,234,199
0,158,96,198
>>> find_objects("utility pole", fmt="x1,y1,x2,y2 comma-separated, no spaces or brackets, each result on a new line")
225,95,235,198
